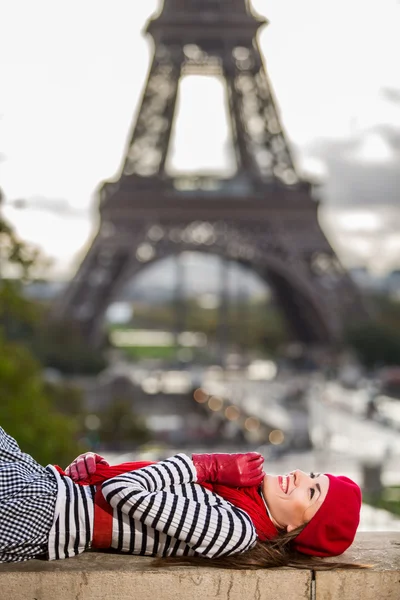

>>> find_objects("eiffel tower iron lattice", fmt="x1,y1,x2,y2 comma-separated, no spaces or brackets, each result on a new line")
54,0,365,347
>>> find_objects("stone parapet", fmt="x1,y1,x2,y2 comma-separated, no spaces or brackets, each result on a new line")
0,533,399,600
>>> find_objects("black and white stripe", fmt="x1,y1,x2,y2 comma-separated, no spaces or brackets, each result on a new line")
47,466,95,561
0,428,256,563
101,454,257,558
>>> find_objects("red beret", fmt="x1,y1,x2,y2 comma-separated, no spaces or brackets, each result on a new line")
294,474,361,557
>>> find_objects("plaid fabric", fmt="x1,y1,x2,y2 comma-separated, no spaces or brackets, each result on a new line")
0,427,57,562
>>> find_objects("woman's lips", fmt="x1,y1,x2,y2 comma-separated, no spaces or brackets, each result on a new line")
278,475,288,493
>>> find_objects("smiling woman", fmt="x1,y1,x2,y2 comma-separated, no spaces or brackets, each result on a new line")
62,452,363,570
262,470,330,533
261,469,362,559
0,425,364,570
155,467,363,570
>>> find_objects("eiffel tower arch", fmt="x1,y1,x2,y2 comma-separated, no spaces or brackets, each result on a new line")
54,0,365,347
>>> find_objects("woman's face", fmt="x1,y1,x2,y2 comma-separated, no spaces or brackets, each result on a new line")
262,470,329,531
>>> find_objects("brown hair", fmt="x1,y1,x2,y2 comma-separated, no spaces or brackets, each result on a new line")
153,526,368,570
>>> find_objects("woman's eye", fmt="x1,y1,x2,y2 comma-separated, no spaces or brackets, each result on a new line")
310,488,315,500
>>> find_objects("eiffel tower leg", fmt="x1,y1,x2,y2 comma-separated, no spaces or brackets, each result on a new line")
123,47,182,178
52,224,149,346
228,45,299,185
218,218,366,344
225,69,259,179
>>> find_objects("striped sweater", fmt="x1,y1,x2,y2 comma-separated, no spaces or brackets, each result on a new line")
47,454,257,560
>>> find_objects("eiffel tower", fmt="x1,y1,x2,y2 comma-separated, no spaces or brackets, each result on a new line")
54,0,364,347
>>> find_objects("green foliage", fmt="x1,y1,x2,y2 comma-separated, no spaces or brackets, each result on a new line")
0,278,106,375
345,295,400,368
363,486,400,517
346,323,400,368
0,332,84,466
44,380,87,419
0,216,45,278
0,284,106,379
120,345,178,360
0,208,88,465
0,279,40,340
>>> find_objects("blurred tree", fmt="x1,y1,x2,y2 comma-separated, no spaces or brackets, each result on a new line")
0,332,84,466
0,206,44,278
345,294,400,368
346,322,400,368
98,398,150,451
0,190,49,340
44,379,87,419
0,193,106,374
0,201,86,464
0,191,46,339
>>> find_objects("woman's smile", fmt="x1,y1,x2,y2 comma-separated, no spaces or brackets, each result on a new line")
262,470,330,531
278,475,289,494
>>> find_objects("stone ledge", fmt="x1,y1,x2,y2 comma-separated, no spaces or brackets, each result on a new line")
0,533,399,600
317,532,400,600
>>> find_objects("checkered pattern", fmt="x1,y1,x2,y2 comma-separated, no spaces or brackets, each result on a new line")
0,427,57,562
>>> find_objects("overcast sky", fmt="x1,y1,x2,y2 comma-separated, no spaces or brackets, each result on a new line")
1,0,400,278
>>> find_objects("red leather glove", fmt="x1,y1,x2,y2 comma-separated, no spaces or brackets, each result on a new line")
65,452,109,482
192,452,264,487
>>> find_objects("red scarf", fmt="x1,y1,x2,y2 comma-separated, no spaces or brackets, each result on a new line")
55,461,278,542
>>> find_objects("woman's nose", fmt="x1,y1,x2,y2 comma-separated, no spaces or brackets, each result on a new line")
292,470,308,486
290,470,301,486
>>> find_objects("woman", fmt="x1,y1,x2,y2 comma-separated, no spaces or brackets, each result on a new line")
0,426,362,568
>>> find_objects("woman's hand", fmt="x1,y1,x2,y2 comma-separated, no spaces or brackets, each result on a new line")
192,452,264,487
65,452,109,482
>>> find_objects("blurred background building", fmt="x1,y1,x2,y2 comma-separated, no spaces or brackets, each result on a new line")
1,0,400,531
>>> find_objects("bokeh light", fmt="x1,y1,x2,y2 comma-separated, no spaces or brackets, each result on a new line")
193,388,209,403
208,396,224,411
85,414,101,431
244,417,260,431
225,405,240,420
269,429,285,445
